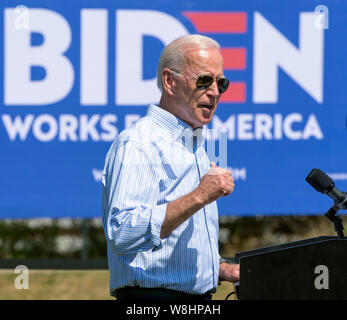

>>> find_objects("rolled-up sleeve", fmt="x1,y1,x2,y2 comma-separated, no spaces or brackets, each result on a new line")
102,140,167,255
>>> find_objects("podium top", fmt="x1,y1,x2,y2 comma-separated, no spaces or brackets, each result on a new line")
234,236,343,262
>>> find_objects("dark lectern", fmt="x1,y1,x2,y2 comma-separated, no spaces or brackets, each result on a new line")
234,236,347,299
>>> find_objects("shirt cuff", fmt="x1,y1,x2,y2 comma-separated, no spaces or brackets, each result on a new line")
219,257,228,264
150,203,168,251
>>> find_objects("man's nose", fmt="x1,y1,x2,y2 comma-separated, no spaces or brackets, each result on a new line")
206,80,220,97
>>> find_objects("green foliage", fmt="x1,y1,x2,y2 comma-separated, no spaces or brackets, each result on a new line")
219,215,337,256
0,220,59,258
0,215,340,259
0,219,107,259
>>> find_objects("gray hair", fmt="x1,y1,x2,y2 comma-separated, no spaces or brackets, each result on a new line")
156,34,221,91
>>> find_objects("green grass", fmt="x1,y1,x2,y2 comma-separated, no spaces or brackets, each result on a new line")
0,269,237,300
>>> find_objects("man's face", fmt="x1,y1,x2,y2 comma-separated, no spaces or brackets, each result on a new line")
171,47,225,129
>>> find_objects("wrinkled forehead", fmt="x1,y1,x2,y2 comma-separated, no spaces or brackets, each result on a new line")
183,47,224,76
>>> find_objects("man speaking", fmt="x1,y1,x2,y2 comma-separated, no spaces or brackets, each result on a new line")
101,34,239,301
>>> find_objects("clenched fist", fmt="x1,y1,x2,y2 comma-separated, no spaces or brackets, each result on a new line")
197,162,235,205
161,162,235,238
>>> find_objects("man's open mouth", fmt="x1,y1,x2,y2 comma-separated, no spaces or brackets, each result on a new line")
198,104,213,110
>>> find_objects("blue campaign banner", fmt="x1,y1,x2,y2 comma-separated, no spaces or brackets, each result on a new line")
0,0,346,218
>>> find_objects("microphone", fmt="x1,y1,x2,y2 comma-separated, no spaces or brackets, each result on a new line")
306,168,347,239
305,169,347,210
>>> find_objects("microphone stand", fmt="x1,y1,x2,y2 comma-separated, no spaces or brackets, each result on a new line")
325,205,344,239
324,192,347,239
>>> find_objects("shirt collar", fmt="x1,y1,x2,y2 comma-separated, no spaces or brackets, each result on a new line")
146,105,204,149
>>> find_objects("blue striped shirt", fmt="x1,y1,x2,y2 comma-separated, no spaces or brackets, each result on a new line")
101,104,220,295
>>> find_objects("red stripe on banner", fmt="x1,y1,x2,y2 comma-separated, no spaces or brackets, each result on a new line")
220,82,246,103
221,48,246,70
182,12,247,33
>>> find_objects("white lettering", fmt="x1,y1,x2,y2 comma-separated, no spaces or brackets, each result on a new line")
100,114,118,141
238,114,254,140
212,304,221,314
206,129,228,168
59,114,79,141
211,113,323,141
80,114,100,141
5,8,74,105
81,9,108,105
126,304,160,318
283,113,302,140
0,113,322,142
274,113,283,140
327,173,347,181
1,114,34,141
115,10,188,105
315,5,329,30
302,114,323,139
92,169,103,182
211,115,235,140
255,113,273,140
314,265,329,290
14,265,29,290
1,114,119,142
14,5,29,30
32,114,58,142
253,12,324,103
229,167,247,181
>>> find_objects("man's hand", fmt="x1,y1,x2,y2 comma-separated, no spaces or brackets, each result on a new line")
219,262,240,282
160,162,234,238
196,162,235,205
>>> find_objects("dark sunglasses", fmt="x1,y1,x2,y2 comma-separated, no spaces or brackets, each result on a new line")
195,74,230,94
170,69,230,94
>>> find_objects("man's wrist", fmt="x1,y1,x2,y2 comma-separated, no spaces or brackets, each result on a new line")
219,257,229,264
219,258,228,283
192,187,208,207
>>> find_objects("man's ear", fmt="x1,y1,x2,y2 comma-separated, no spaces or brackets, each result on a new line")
162,68,176,95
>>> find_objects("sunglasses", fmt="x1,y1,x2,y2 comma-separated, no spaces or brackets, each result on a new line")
171,69,230,94
196,74,230,94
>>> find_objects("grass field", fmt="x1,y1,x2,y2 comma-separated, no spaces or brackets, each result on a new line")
0,270,237,300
